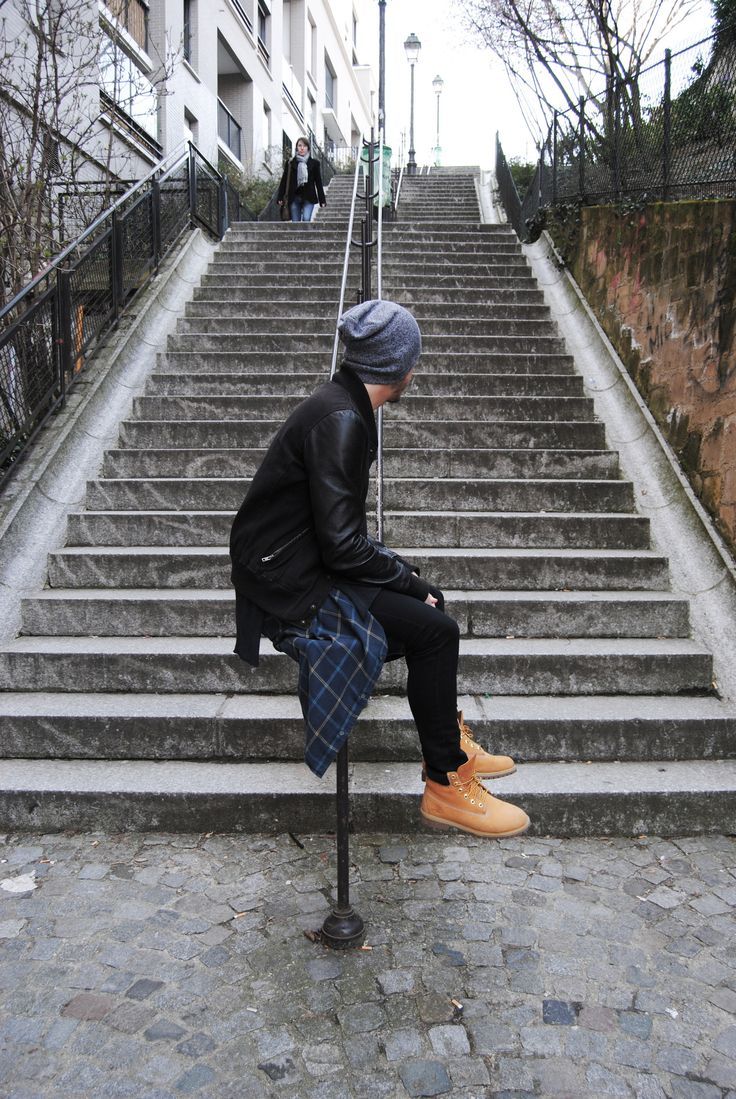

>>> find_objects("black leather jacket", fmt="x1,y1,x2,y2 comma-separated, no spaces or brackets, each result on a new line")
230,368,430,657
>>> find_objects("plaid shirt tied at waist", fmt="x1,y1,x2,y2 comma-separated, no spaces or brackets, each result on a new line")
270,588,388,777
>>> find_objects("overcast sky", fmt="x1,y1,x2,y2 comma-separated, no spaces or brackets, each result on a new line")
375,0,714,170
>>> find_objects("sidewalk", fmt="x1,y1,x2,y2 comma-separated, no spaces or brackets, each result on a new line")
1,828,735,1098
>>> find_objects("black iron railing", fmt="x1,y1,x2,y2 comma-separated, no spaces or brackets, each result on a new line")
498,34,736,240
0,143,252,490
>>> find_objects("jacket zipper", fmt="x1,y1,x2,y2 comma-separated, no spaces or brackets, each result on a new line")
260,526,310,564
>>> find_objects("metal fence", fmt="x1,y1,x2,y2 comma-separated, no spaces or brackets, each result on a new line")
0,144,251,490
498,34,736,239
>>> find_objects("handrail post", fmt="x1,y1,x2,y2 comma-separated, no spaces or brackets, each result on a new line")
578,97,586,199
56,271,72,398
552,112,558,205
111,209,124,325
151,179,161,272
188,144,197,227
663,48,672,201
321,742,365,948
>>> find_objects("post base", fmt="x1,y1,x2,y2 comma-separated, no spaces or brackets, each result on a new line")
321,906,366,949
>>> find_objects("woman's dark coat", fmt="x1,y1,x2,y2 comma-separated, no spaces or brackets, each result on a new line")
276,154,326,206
229,367,429,664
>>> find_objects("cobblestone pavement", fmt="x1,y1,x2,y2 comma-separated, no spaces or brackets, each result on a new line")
1,829,736,1098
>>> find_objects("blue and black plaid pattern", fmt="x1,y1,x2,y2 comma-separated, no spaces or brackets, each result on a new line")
273,589,388,777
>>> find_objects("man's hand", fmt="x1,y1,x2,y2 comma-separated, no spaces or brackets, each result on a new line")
425,593,438,607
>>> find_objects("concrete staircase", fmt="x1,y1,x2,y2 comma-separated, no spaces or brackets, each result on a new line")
1,171,735,835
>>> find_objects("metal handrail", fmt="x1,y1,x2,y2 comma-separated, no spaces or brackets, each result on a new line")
375,127,386,542
1,141,242,489
0,141,190,325
329,149,363,378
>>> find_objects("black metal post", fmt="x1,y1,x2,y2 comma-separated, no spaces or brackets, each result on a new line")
321,742,365,948
56,271,72,395
188,144,197,227
151,180,161,273
408,61,417,175
613,89,620,201
378,0,386,134
111,210,124,325
663,48,672,202
552,113,558,205
578,97,586,200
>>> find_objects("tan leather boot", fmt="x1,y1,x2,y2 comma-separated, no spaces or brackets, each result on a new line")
457,710,516,778
420,758,530,838
421,710,516,782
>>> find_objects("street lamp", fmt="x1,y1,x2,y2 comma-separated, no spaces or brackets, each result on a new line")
403,32,421,175
432,74,443,166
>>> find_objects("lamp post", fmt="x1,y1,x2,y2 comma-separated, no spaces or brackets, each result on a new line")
403,32,421,175
378,0,386,134
432,74,443,166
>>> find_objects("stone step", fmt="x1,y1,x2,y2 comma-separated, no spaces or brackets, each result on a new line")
101,447,619,480
175,316,559,338
65,510,649,550
144,372,584,398
201,273,537,290
131,393,593,422
82,477,635,514
208,259,529,276
2,757,734,834
0,636,714,696
118,418,608,450
2,694,730,765
165,333,570,355
183,300,553,322
155,351,577,374
191,286,547,305
21,589,690,639
46,546,671,591
216,242,520,259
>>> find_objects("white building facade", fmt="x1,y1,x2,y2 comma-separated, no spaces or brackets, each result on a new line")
109,0,379,178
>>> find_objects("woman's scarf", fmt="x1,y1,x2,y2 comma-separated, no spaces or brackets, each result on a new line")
296,152,309,188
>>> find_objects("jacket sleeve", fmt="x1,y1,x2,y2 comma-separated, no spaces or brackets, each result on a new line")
313,160,326,205
303,409,429,599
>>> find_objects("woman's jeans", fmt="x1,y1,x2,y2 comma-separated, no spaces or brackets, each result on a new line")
369,588,465,784
290,197,315,222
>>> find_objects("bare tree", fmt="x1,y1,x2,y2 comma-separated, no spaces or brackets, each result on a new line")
0,0,179,311
454,0,703,143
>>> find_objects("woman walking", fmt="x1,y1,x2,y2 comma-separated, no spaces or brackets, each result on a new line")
277,137,327,223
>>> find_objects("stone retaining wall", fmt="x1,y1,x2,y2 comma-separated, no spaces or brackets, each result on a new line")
549,200,736,556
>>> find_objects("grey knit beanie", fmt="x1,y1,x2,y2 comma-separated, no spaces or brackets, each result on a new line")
338,300,421,385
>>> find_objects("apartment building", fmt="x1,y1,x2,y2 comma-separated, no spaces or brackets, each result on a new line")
2,0,378,196
159,0,378,174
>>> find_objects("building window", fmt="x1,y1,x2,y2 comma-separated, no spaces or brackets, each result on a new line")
183,0,193,64
105,0,149,53
218,99,242,161
183,107,198,145
324,55,335,110
308,15,316,80
257,0,270,65
99,34,158,142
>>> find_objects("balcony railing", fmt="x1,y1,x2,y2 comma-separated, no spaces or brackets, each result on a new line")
230,0,253,34
218,99,242,162
105,0,148,53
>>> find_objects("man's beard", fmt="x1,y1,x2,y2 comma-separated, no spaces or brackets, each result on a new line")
387,374,414,403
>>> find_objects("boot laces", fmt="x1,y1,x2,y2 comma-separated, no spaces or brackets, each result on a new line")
452,770,487,807
458,718,482,752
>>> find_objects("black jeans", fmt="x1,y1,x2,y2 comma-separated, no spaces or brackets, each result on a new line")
369,588,466,783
